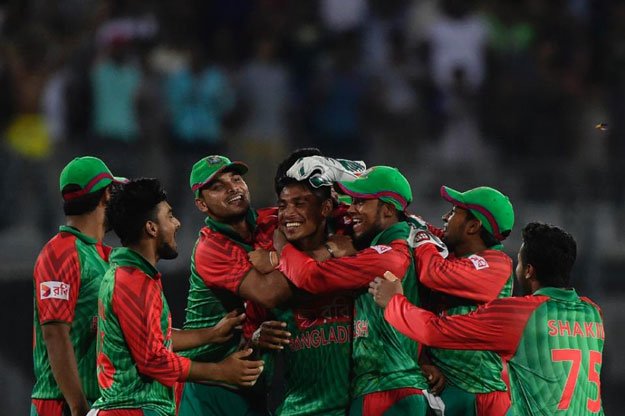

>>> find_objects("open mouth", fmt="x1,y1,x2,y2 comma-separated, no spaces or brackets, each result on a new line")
284,221,303,230
352,217,363,233
227,195,244,204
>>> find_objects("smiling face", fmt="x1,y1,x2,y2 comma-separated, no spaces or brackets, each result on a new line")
347,198,386,249
195,171,251,222
154,200,181,260
278,183,331,250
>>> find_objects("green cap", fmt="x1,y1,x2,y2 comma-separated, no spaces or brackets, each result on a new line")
336,166,412,211
59,156,126,201
190,155,248,196
440,185,514,241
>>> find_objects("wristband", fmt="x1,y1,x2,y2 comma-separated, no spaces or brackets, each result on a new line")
323,242,335,258
269,251,279,267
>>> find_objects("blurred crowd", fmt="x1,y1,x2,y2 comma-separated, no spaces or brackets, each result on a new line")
2,1,625,412
1,0,625,258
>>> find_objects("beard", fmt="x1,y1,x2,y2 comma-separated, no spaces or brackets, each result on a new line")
158,241,178,260
353,225,383,250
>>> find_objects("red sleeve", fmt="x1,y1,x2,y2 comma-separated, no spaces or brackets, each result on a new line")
194,228,253,294
427,223,444,239
415,245,512,302
112,268,191,386
278,240,411,294
254,208,278,250
384,294,548,360
34,234,81,324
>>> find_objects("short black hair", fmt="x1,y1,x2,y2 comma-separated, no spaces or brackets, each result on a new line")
106,178,167,246
62,186,107,216
274,147,331,202
521,222,577,288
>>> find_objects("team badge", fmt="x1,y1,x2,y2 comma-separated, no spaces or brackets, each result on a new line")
371,245,392,254
40,281,70,300
206,155,223,165
468,254,489,270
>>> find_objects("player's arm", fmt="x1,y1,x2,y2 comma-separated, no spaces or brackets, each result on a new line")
416,244,512,302
238,268,293,309
172,310,245,351
42,323,90,415
113,273,191,387
35,246,89,416
196,234,292,309
384,293,544,359
277,240,411,294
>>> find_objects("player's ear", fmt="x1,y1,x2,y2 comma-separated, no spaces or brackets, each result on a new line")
195,197,209,214
465,217,482,236
145,220,158,239
525,263,536,280
321,198,333,218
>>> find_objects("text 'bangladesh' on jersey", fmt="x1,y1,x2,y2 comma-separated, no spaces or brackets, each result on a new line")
279,221,429,397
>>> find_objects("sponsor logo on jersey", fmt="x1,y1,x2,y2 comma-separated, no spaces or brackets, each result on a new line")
40,281,70,300
468,254,489,270
370,245,392,254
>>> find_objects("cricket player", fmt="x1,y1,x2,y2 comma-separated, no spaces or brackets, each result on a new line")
275,166,430,416
178,155,291,416
371,222,605,416
92,178,264,416
408,186,515,415
31,156,125,416
248,154,354,415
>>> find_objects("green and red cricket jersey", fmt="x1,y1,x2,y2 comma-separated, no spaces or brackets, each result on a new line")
385,287,605,415
272,293,353,416
415,240,513,394
180,208,277,363
32,226,111,404
92,247,191,415
279,221,429,398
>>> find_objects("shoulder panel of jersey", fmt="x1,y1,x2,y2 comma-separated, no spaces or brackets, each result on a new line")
194,226,253,294
580,296,604,319
34,232,81,324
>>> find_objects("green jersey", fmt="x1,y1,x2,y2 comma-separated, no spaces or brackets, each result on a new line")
414,239,515,393
32,226,111,401
93,248,191,415
385,287,605,415
352,222,428,396
273,293,353,415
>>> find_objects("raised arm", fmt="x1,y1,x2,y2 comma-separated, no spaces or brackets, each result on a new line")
415,244,512,302
384,294,544,360
278,240,411,294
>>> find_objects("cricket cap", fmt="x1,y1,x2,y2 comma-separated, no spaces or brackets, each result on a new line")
190,155,248,196
336,166,412,211
440,185,514,241
59,156,127,201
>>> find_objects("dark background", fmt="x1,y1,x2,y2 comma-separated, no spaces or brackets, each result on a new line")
1,0,624,414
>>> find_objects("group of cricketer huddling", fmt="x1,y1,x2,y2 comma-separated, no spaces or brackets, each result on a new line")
31,149,605,416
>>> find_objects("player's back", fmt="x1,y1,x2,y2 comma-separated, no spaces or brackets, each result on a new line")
509,287,604,415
